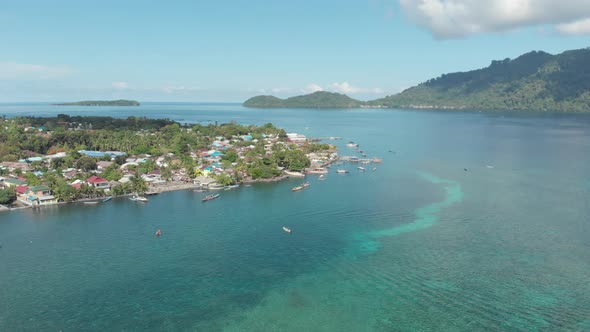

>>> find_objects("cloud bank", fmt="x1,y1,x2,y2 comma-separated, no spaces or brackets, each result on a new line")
0,61,73,80
398,0,590,38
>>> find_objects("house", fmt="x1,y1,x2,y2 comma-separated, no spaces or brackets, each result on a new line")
96,161,114,170
15,185,29,195
0,162,31,172
20,185,58,206
86,176,110,190
3,178,27,188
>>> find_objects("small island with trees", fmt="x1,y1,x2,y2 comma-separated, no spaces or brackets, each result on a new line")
53,100,140,106
244,91,362,109
0,115,337,209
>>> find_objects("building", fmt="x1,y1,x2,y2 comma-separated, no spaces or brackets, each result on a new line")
19,185,58,206
3,178,27,188
86,176,110,190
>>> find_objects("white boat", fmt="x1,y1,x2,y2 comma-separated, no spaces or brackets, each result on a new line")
372,167,377,171
307,167,328,174
284,170,305,178
282,226,292,234
224,184,239,190
336,169,349,174
83,201,100,205
302,182,310,188
357,167,366,171
130,195,148,202
292,185,304,192
319,174,325,180
346,142,359,148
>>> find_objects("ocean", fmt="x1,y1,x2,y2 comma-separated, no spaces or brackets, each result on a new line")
1,103,589,331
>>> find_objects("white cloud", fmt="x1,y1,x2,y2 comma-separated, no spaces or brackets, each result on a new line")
556,18,590,35
111,81,129,89
330,81,383,94
399,0,590,38
0,61,73,80
162,85,202,94
301,83,324,94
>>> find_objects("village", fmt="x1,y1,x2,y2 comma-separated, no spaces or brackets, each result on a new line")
0,117,339,211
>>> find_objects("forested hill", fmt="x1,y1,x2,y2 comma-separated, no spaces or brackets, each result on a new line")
244,91,363,108
370,48,590,112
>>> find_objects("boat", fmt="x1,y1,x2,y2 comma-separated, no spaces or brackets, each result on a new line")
130,195,148,202
372,167,377,171
302,182,310,188
346,141,359,148
155,229,162,237
193,188,206,192
282,226,292,234
357,167,366,171
284,170,306,178
83,201,100,205
102,196,112,202
224,184,239,190
319,174,325,180
307,167,328,174
361,159,371,164
202,193,220,202
336,169,349,174
292,185,304,192
371,158,383,163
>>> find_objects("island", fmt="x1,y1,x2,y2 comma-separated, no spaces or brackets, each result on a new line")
244,91,362,108
244,48,590,113
0,115,337,209
54,99,140,106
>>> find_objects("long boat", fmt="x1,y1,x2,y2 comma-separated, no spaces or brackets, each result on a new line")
282,226,292,234
202,193,220,202
292,185,304,192
336,169,349,174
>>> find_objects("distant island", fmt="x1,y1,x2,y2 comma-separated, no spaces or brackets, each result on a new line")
244,91,362,108
54,100,140,106
244,48,590,113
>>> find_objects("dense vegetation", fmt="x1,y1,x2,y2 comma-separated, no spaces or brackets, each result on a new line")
244,91,363,108
0,116,331,202
54,100,140,106
370,48,590,112
0,116,288,160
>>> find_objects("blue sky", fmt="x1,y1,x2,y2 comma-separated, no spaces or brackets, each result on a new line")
1,0,589,102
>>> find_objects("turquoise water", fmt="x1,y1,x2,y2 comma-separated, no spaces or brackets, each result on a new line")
1,103,590,331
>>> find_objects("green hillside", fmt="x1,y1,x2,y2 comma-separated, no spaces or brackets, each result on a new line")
244,91,363,108
370,48,590,112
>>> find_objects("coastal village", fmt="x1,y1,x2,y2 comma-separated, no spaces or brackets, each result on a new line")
0,116,348,211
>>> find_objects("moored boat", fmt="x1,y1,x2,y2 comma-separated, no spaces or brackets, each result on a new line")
130,195,148,202
292,185,304,192
346,142,359,148
102,196,112,202
302,182,310,188
202,193,220,202
307,167,328,174
372,158,383,163
284,170,306,178
357,166,366,171
336,169,349,174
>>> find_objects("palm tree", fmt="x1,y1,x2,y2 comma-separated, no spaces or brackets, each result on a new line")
130,173,148,194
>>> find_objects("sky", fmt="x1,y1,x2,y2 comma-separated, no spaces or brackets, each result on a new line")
1,0,589,102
